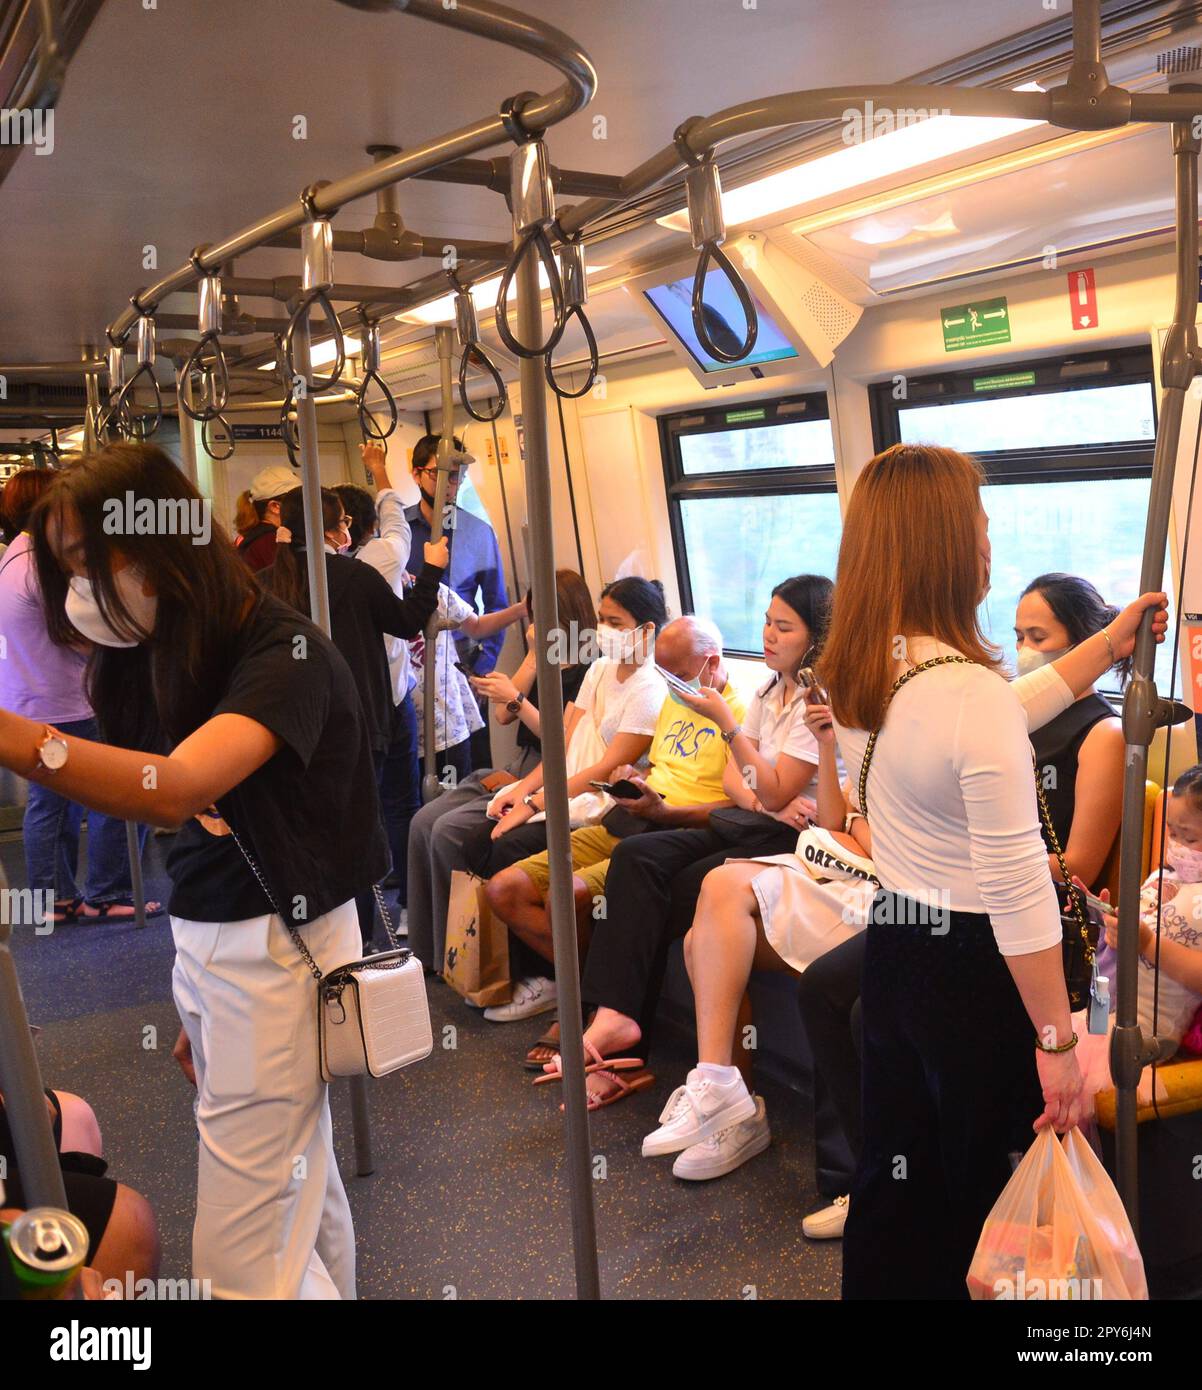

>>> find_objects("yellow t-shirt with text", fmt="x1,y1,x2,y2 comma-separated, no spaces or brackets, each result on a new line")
645,682,746,807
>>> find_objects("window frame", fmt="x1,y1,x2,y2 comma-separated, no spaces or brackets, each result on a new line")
868,345,1157,481
869,345,1159,703
658,391,838,657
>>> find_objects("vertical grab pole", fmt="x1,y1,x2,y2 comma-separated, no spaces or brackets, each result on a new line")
175,370,199,487
1111,99,1201,1224
0,880,69,1212
421,327,455,803
292,300,375,1179
84,369,102,451
125,822,146,929
512,201,602,1301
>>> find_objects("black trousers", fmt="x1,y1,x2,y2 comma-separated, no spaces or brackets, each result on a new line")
580,822,797,1054
797,930,866,1194
841,892,1043,1301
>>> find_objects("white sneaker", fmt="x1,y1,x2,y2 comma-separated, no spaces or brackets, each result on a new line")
802,1194,849,1240
640,1068,756,1157
482,975,557,1022
672,1096,770,1180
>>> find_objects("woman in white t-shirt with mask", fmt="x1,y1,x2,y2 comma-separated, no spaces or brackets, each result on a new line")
461,577,668,1027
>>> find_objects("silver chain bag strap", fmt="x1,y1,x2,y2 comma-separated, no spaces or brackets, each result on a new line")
228,821,432,1082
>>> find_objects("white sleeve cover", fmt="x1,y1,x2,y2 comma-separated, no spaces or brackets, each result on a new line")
1012,663,1074,733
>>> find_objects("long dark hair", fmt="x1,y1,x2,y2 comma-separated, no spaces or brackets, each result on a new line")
267,487,343,616
29,443,260,748
1021,572,1130,688
772,573,834,665
599,576,668,631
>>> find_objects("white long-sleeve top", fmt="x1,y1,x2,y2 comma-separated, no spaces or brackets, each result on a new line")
350,488,413,704
832,637,1075,956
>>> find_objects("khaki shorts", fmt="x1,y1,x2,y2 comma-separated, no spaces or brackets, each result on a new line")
516,824,620,902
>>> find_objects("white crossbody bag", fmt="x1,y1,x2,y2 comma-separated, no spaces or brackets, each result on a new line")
230,826,433,1082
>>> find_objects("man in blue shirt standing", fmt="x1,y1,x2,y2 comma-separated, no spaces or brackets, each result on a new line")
405,433,509,772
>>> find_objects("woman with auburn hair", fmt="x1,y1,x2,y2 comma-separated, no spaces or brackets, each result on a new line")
820,443,1168,1300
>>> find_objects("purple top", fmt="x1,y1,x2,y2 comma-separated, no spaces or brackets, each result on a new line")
0,534,92,724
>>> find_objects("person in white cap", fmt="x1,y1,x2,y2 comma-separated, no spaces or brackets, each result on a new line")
238,463,301,572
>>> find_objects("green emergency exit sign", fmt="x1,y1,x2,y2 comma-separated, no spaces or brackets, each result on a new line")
941,297,1011,352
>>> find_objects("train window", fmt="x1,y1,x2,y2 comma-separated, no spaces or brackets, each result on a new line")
660,394,839,654
869,347,1179,695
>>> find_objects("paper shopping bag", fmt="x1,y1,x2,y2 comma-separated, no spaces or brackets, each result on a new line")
442,870,512,1008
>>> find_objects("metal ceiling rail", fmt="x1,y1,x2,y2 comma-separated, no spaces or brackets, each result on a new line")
3,0,1196,1299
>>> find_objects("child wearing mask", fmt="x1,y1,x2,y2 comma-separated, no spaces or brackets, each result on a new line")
1102,764,1202,1059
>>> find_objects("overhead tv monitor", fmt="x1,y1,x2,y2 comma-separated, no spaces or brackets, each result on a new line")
625,235,863,388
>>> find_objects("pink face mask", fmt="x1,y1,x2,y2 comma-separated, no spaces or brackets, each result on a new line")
1165,838,1202,883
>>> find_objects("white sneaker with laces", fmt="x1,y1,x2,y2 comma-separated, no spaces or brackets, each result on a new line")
640,1068,756,1156
802,1194,849,1240
671,1096,770,1180
482,975,558,1022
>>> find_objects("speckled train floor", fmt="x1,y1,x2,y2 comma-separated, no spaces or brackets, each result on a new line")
4,833,842,1300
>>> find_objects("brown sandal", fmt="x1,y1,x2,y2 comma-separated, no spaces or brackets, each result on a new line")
524,1020,561,1070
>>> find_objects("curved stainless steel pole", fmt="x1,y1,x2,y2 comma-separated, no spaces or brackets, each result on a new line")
292,307,376,1179
515,234,601,1301
105,0,596,345
1110,104,1201,1226
422,326,456,803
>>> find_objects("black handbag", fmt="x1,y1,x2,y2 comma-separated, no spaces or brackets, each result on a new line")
706,806,788,846
857,655,1098,1011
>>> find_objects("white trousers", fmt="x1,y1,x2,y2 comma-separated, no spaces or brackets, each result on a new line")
171,900,361,1300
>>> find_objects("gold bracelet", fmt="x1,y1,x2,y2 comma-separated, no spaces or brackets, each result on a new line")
1035,1030,1079,1054
1101,627,1115,663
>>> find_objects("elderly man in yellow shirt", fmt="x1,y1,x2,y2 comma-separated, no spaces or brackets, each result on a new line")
485,615,820,1106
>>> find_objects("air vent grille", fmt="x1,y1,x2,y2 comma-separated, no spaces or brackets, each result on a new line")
1156,45,1202,75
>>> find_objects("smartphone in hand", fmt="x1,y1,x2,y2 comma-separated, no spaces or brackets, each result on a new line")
588,778,643,800
798,666,828,703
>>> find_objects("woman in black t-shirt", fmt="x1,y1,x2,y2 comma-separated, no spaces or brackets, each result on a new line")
12,442,444,1300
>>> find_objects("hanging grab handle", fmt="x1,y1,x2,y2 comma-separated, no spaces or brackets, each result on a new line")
494,223,567,359
201,413,235,462
356,321,397,443
99,328,163,441
494,138,565,359
283,289,345,393
690,242,759,365
450,274,507,422
459,345,507,422
544,234,599,398
283,198,345,392
179,266,231,422
680,142,758,365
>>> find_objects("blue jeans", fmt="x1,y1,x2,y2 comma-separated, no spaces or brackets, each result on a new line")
23,716,148,905
378,693,421,906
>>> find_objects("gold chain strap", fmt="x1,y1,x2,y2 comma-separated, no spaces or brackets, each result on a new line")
857,655,973,817
855,652,1092,964
1033,762,1094,965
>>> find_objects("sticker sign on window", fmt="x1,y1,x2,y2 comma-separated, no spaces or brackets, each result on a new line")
940,297,1011,352
972,371,1036,393
1068,268,1097,330
725,408,767,423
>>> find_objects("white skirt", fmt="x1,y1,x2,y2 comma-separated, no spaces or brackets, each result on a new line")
732,854,876,974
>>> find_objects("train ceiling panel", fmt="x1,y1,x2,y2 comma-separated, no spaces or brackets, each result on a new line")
0,0,1093,364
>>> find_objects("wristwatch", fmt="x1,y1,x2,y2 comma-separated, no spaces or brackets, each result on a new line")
35,726,69,775
720,724,742,745
523,793,541,810
506,692,526,714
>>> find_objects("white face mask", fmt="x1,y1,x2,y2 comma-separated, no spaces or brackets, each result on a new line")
1166,838,1202,884
595,623,635,662
1015,644,1070,677
65,570,158,648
